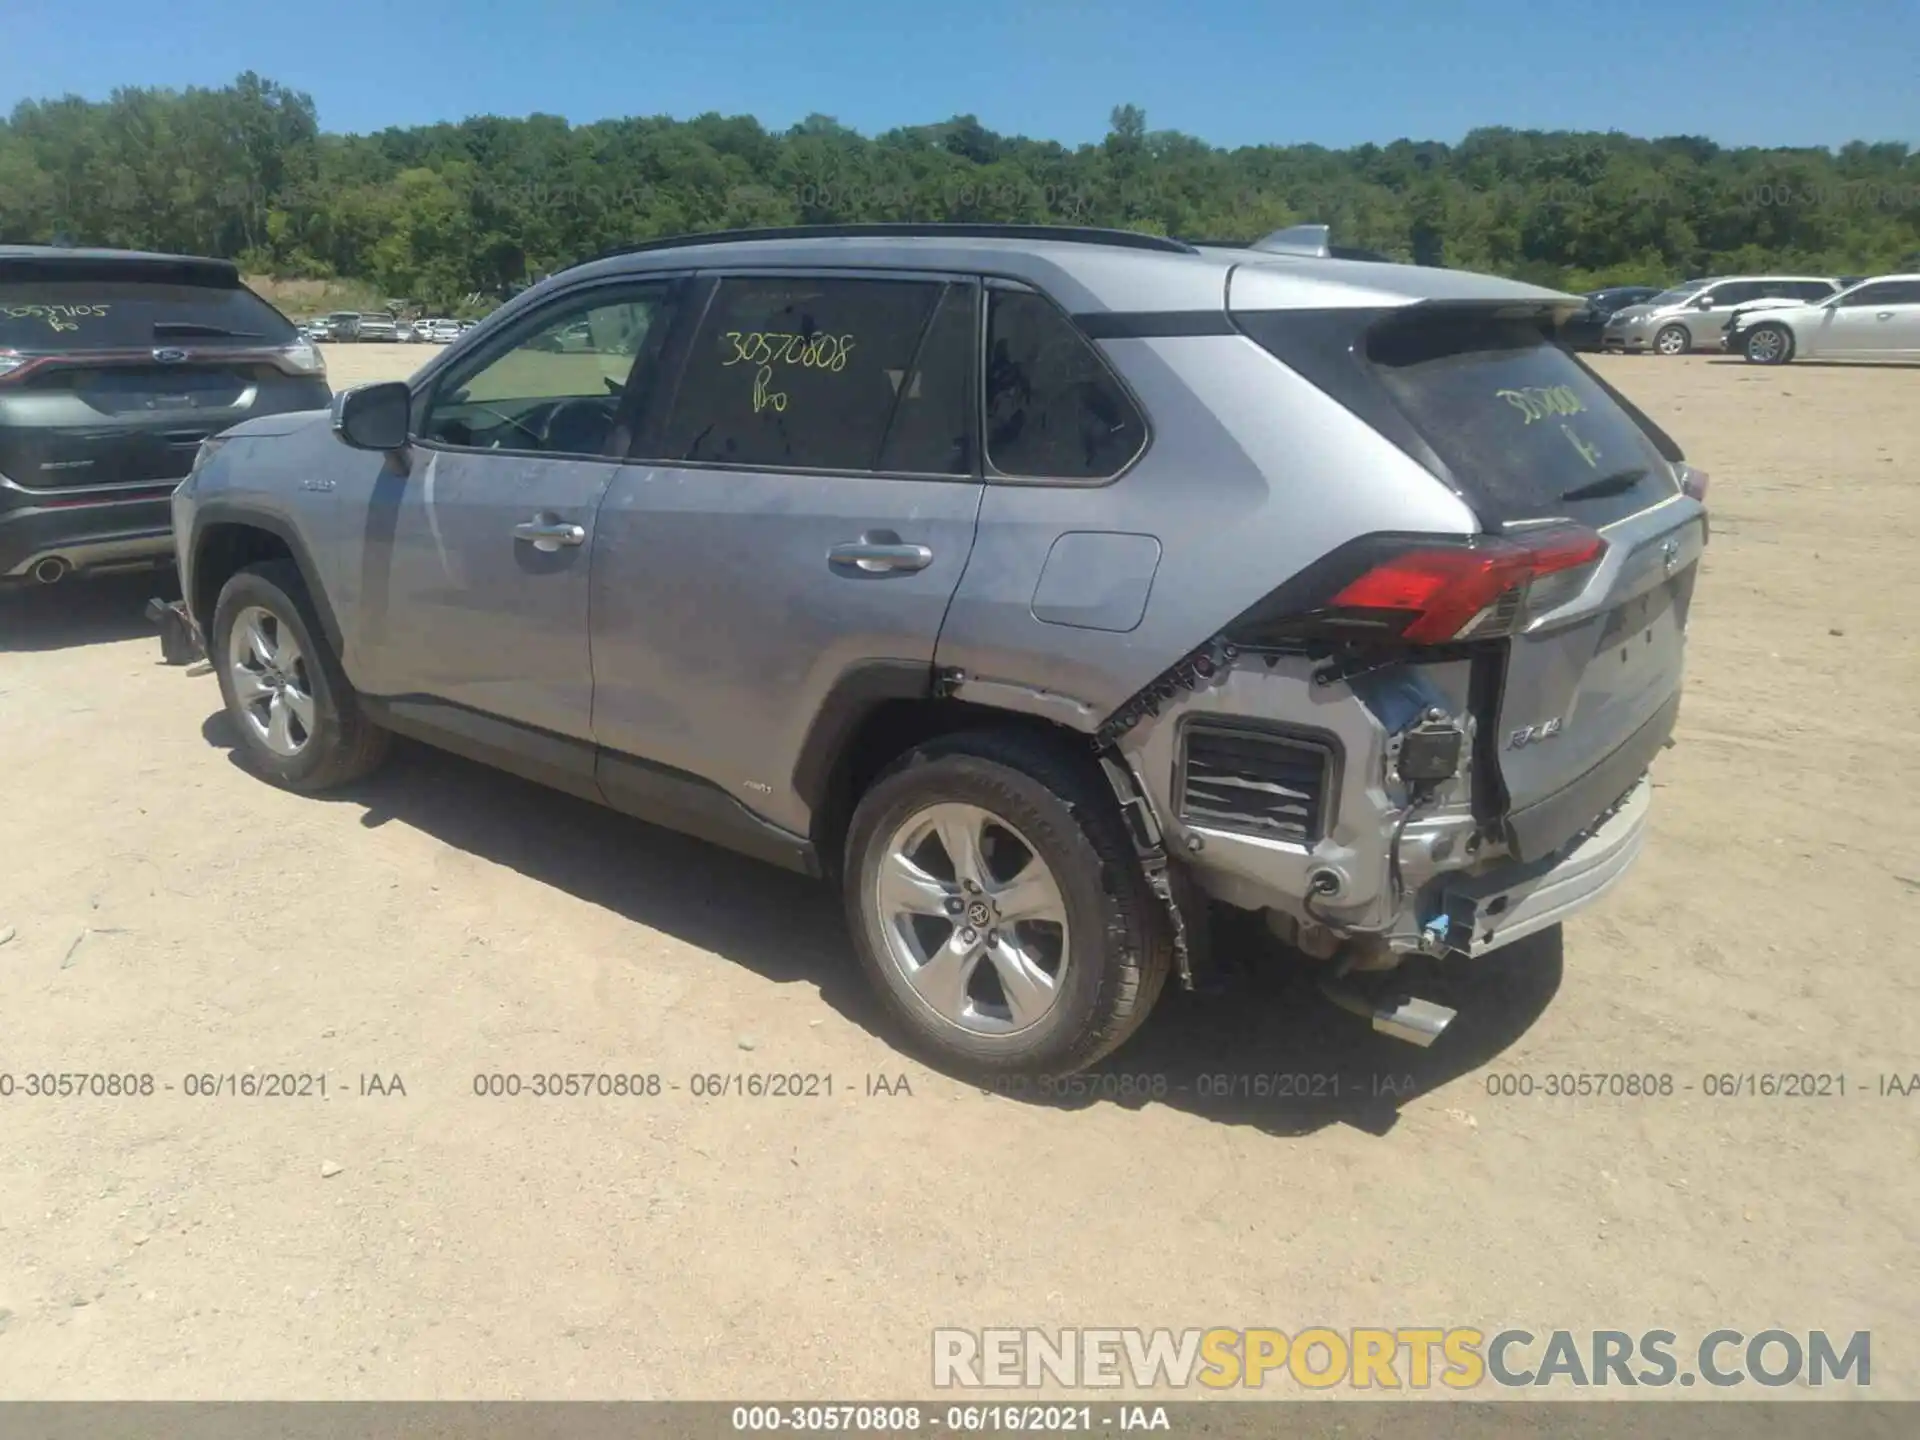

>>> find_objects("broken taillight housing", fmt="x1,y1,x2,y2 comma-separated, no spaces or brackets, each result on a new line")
1226,525,1608,648
1676,462,1708,503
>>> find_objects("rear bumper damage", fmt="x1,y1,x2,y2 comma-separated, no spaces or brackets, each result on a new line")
1433,775,1650,958
1112,648,1663,1042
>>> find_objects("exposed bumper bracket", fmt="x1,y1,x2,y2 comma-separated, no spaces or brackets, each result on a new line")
1097,752,1196,992
148,597,206,666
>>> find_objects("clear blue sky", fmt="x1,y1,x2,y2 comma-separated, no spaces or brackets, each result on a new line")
1,0,1912,150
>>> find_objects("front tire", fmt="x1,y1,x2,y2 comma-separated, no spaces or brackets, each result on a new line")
211,559,389,792
843,729,1173,1078
1654,324,1692,356
1743,323,1795,365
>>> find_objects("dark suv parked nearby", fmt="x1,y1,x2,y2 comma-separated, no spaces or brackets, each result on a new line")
172,223,1705,1077
1558,286,1662,352
0,247,329,585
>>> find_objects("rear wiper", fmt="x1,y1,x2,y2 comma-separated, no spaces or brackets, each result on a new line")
1559,467,1646,503
152,322,264,339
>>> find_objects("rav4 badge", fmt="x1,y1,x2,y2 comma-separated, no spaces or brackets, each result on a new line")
1507,717,1564,749
1505,721,1566,756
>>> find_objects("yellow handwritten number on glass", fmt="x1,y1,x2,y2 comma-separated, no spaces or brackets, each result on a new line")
752,364,788,414
1560,423,1601,469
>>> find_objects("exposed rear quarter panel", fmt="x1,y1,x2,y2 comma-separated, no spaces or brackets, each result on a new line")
934,332,1482,724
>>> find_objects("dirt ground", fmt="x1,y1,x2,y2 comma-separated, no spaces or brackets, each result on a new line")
2,344,1917,1400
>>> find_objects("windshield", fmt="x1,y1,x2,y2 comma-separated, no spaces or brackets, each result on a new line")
1645,284,1706,307
0,278,296,351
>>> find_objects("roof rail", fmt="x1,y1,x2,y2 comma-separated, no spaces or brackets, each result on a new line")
1180,227,1395,265
586,223,1198,266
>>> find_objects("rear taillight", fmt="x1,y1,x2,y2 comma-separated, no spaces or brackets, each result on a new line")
1227,525,1608,649
277,339,326,376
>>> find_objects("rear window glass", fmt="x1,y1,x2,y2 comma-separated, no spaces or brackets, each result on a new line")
1364,313,1676,526
0,278,296,350
985,289,1146,480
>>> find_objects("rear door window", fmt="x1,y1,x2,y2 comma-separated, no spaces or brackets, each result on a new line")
1362,311,1678,528
654,275,970,474
0,277,296,351
985,288,1146,480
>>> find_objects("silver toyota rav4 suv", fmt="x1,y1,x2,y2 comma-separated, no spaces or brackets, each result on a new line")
171,223,1707,1077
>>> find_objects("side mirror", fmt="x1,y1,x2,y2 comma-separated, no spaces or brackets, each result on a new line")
1694,294,1717,309
332,381,412,452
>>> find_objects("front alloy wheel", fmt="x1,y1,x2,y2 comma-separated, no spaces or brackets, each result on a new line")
210,559,389,792
1744,324,1793,365
227,604,316,757
1654,324,1691,356
873,801,1071,1036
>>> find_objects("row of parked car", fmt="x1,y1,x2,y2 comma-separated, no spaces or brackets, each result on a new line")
298,312,474,344
1562,272,1920,363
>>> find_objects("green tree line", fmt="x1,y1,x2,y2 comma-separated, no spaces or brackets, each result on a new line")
2,76,1915,308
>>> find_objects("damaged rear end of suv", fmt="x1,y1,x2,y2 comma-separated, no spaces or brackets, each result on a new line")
1080,239,1708,1047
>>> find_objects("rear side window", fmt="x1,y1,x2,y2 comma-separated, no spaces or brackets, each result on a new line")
1363,312,1677,527
985,289,1146,480
0,278,296,350
1790,281,1838,301
657,275,970,474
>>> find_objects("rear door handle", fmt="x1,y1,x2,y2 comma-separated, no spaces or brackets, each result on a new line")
829,536,933,574
1877,311,1896,320
513,518,587,551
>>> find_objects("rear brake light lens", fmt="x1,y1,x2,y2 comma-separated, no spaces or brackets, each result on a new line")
278,339,326,376
1329,528,1605,643
1229,526,1608,649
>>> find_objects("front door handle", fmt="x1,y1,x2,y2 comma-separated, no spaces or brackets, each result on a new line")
513,517,587,552
1877,311,1896,320
829,533,933,574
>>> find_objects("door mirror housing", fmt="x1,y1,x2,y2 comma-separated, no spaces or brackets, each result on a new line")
332,381,412,452
1694,294,1718,309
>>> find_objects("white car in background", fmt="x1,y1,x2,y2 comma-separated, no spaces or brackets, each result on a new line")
1603,275,1843,354
1729,275,1920,364
418,318,461,343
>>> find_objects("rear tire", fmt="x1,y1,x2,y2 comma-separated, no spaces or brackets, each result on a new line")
1654,324,1691,356
843,729,1173,1078
1743,323,1795,365
211,560,389,792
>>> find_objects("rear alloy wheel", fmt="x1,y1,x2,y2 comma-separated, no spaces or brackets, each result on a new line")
873,802,1072,1037
1743,323,1794,365
1654,324,1691,356
845,730,1172,1077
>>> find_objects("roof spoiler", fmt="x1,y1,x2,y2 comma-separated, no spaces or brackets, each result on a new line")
1250,224,1331,258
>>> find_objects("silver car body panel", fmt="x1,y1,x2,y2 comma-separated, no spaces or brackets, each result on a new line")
175,229,1691,962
